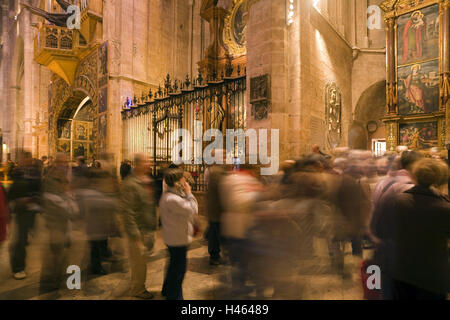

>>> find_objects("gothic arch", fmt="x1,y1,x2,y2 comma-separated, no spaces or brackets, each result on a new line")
349,80,386,149
49,50,99,158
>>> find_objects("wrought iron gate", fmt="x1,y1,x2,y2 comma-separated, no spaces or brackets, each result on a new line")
122,73,247,191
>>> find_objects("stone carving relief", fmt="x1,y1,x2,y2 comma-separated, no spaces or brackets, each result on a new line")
250,74,270,121
325,82,342,149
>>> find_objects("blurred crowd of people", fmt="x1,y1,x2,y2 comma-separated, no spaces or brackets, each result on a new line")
0,151,199,300
204,146,449,300
0,145,448,300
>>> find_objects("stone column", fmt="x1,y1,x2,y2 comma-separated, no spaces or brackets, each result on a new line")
22,8,34,154
246,0,289,164
0,4,11,156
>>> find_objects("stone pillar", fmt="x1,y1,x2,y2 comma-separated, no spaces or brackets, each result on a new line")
0,4,11,157
246,0,289,161
22,8,34,154
385,15,396,115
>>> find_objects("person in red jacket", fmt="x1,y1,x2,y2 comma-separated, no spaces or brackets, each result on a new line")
0,184,10,243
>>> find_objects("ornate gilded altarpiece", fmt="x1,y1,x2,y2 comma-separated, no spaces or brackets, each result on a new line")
381,0,450,151
49,41,108,160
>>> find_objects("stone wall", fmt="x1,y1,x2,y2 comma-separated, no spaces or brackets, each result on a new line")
244,0,388,161
246,0,354,160
104,0,208,167
299,2,353,154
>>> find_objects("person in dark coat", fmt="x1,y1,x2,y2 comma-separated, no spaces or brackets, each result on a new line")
205,164,226,265
372,158,450,300
8,151,42,280
77,168,118,275
120,160,132,181
0,184,9,243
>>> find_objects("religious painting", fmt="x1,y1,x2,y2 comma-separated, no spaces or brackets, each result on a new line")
399,121,438,149
224,0,247,56
57,120,71,139
98,42,108,75
74,122,88,141
57,139,70,154
325,82,342,149
397,4,439,66
233,2,246,47
73,142,88,158
98,42,108,87
397,59,439,115
98,114,107,153
99,87,107,113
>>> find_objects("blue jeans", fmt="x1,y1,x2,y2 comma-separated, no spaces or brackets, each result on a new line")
162,246,187,300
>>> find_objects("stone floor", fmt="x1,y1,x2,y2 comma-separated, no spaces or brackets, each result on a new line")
0,214,366,300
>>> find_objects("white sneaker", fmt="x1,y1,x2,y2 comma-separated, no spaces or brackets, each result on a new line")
13,271,27,280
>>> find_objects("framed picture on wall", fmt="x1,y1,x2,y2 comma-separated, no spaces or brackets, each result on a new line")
397,4,440,66
399,121,438,149
73,142,88,158
397,59,440,115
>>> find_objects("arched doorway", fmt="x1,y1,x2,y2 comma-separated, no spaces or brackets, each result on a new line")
350,80,386,154
56,91,95,161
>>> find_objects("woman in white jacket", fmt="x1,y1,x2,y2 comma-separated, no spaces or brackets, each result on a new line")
159,169,198,300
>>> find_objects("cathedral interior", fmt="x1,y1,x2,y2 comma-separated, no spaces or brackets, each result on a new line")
1,0,449,166
0,0,449,301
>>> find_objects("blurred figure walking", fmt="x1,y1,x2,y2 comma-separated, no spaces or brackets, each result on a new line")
0,184,9,243
120,160,132,181
119,153,157,299
39,153,78,294
160,169,198,300
205,150,227,265
372,158,450,300
220,164,263,298
77,168,118,275
370,150,423,299
8,151,42,280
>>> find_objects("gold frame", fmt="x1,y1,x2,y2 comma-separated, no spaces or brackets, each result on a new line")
381,0,449,151
223,0,247,57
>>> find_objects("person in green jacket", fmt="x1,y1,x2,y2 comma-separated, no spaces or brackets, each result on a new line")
120,153,157,299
